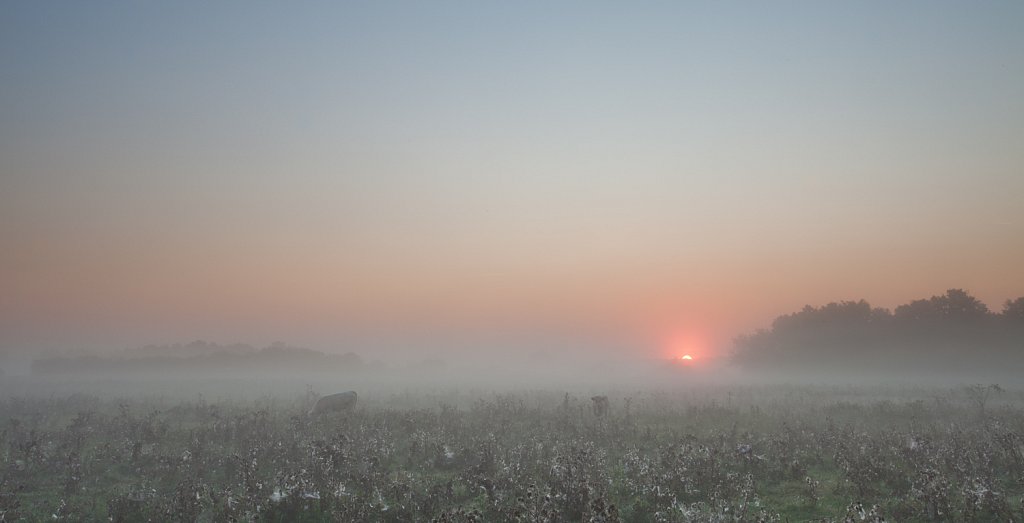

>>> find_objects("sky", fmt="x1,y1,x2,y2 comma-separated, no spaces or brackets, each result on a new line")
2,2,1023,362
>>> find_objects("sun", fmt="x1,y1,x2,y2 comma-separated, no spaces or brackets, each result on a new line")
665,331,706,363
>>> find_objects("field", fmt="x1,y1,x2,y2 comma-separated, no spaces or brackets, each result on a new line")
2,382,1023,522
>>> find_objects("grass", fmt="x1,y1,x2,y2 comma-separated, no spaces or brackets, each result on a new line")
2,383,1023,521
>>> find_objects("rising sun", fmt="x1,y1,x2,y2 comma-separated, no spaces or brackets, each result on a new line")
680,355,693,361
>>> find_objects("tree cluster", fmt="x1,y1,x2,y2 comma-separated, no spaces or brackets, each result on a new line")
733,289,1024,373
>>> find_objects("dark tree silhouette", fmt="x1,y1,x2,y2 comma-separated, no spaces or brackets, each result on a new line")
894,289,989,323
1004,297,1024,322
734,289,1024,374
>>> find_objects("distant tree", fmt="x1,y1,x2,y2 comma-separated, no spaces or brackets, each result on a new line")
938,288,990,320
734,289,1019,372
1003,297,1024,322
770,300,889,333
964,384,1002,416
894,289,990,322
893,297,938,322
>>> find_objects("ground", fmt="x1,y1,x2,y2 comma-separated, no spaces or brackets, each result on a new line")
1,383,1022,521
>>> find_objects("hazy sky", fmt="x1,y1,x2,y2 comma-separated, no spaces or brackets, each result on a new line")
2,2,1023,360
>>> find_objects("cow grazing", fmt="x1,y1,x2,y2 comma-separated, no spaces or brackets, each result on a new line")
309,391,358,416
591,395,609,417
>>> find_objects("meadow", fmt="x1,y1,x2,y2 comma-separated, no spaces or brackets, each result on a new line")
1,382,1022,522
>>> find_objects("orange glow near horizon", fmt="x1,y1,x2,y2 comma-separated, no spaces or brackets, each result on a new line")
664,331,709,362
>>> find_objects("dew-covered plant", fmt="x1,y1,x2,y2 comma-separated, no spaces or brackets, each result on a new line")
0,385,1023,521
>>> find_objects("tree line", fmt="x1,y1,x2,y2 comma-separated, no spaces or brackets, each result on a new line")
733,289,1024,373
31,341,365,376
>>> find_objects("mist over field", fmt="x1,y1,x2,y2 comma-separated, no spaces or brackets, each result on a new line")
5,288,1024,394
3,1,1024,521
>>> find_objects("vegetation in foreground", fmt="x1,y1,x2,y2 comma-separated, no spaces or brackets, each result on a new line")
2,384,1023,522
